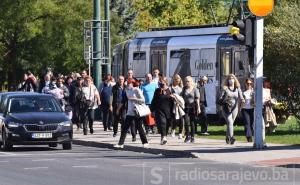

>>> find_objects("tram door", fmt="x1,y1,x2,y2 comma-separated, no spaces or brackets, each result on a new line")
219,47,249,89
150,38,169,76
150,50,167,76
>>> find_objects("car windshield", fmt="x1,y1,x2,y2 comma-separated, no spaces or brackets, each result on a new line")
8,97,62,113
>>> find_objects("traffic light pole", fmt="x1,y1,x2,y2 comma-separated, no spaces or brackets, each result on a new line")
254,17,265,149
93,0,101,88
103,0,111,76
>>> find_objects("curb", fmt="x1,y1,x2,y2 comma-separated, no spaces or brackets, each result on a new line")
73,139,198,158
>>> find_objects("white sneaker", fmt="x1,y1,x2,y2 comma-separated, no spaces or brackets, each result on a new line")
201,132,210,136
113,144,124,149
178,134,183,139
171,130,176,138
143,143,149,148
160,137,167,145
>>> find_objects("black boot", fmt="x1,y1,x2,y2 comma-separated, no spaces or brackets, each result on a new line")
225,136,230,144
184,136,191,143
83,129,87,135
230,137,236,145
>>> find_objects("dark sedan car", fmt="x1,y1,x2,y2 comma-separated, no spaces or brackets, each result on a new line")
0,92,72,151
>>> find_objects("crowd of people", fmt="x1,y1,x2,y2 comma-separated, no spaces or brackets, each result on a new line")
16,68,277,147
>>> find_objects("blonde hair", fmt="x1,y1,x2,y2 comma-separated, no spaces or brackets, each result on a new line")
184,76,195,88
223,74,241,88
171,74,183,87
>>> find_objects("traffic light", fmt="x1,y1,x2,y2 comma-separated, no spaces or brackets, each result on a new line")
231,19,245,42
230,17,254,47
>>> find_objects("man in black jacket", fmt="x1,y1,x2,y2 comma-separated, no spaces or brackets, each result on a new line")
112,75,126,137
197,76,209,135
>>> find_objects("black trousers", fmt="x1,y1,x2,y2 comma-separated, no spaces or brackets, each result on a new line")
199,105,208,133
112,106,126,134
242,108,254,138
156,112,170,138
118,116,148,145
83,108,95,132
184,108,196,138
171,117,184,134
102,104,113,130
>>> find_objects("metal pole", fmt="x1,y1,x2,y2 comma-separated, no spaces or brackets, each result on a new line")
88,45,91,76
93,0,101,87
254,17,265,149
104,0,111,75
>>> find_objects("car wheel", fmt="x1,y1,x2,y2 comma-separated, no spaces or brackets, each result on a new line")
49,143,58,148
62,142,72,150
2,129,13,151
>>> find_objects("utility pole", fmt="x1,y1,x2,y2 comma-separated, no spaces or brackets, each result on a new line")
93,0,101,87
253,17,265,149
103,0,111,76
247,0,274,149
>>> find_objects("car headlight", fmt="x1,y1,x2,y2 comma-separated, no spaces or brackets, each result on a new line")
8,122,21,128
59,121,71,127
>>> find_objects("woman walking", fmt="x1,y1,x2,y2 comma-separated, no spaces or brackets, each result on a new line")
151,76,173,145
82,76,101,135
169,74,184,139
73,77,85,131
181,76,200,143
114,79,149,148
219,74,245,144
241,78,255,142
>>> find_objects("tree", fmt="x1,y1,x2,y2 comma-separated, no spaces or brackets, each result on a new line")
0,0,93,89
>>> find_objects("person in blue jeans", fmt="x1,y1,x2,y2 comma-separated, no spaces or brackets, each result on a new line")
100,75,113,131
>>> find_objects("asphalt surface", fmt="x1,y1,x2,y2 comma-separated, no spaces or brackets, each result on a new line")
0,145,298,185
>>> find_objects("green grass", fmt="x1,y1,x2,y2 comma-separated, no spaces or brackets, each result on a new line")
196,117,300,145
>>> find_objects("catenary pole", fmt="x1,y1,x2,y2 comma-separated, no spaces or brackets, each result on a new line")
93,0,101,87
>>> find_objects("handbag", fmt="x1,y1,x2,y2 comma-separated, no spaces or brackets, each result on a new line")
134,103,151,117
84,86,95,108
146,114,156,126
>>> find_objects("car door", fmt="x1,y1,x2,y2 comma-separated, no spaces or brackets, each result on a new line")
0,95,5,141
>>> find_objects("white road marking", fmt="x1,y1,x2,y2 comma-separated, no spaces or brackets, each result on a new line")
24,167,49,170
121,164,154,168
121,164,143,167
72,165,98,168
0,161,9,163
32,159,56,162
0,152,93,157
75,158,101,161
0,152,16,156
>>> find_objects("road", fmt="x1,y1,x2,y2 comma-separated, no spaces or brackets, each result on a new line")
0,145,298,185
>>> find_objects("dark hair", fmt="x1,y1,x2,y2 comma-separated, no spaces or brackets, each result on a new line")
50,76,57,82
104,74,112,81
152,67,159,71
245,78,253,83
66,76,73,81
26,71,32,76
77,77,83,81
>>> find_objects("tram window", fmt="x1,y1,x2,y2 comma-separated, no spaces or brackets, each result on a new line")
170,50,184,58
133,52,146,60
239,61,244,70
222,51,230,75
234,52,245,70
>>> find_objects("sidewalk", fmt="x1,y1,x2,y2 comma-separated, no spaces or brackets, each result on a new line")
73,121,300,168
